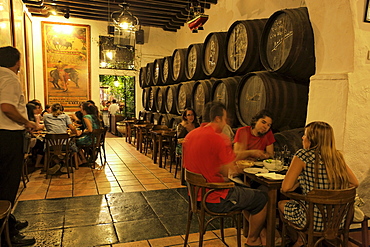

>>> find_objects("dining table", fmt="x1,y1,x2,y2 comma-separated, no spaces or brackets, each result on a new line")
243,168,284,247
151,129,176,168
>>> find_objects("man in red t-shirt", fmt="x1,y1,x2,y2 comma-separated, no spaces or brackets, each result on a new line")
183,102,267,247
234,110,275,160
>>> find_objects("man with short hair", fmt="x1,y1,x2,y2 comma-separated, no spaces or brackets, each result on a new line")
183,101,267,247
234,109,275,160
108,99,119,115
0,46,36,246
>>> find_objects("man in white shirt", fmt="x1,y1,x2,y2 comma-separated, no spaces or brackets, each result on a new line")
0,46,36,246
108,99,120,115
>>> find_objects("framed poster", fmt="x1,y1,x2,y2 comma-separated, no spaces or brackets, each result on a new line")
12,0,28,100
0,0,12,46
42,22,91,112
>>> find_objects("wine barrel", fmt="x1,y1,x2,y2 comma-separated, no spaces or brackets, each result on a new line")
236,71,309,131
164,84,180,115
139,67,147,88
145,111,155,123
169,115,182,130
191,78,217,119
153,58,164,86
147,86,156,112
226,19,267,75
202,32,230,78
154,86,167,113
172,48,188,83
153,112,162,125
146,62,155,87
259,7,315,80
176,81,196,114
211,76,242,127
157,113,178,127
162,56,175,85
142,88,150,110
186,43,207,80
274,128,304,155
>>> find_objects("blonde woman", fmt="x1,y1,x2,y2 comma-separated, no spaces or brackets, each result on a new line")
278,121,359,247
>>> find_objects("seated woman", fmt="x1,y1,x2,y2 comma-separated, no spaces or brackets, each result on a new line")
41,104,51,117
43,103,81,173
278,121,359,247
176,108,200,154
234,110,275,160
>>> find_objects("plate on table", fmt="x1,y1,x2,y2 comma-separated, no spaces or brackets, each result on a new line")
244,167,269,174
255,173,285,180
236,160,254,169
254,161,264,167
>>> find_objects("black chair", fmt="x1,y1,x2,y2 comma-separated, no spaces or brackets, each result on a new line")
98,127,109,167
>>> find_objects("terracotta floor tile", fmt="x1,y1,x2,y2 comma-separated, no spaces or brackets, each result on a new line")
148,235,185,246
73,188,98,196
115,175,137,180
112,241,150,247
121,185,145,192
74,183,97,190
182,231,218,243
98,186,123,194
135,174,157,179
18,193,46,201
142,183,167,191
96,181,120,187
159,177,180,183
188,238,226,247
48,185,73,191
139,178,161,185
164,182,185,189
46,190,72,199
117,180,141,186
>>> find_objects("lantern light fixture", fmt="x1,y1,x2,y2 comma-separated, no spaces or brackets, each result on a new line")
111,1,139,31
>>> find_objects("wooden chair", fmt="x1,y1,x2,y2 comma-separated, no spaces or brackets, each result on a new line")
183,169,242,247
349,215,369,247
98,127,109,167
162,131,177,172
79,128,104,169
21,134,36,187
0,200,12,247
44,133,73,178
279,187,356,247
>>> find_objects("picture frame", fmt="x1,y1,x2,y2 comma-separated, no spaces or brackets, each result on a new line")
365,0,370,22
0,0,13,47
24,12,35,99
42,22,91,112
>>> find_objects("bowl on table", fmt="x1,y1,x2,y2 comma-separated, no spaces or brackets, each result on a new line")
263,159,283,171
236,160,254,170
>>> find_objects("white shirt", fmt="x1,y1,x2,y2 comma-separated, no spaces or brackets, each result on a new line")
108,103,120,114
0,67,27,130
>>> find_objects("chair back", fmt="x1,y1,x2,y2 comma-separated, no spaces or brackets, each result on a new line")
45,133,71,157
152,124,169,131
281,186,356,246
306,187,356,241
184,169,235,215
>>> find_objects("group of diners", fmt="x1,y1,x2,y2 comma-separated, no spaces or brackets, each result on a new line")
25,99,102,174
181,101,359,247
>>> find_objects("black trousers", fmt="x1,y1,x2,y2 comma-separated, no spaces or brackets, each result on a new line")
0,130,24,205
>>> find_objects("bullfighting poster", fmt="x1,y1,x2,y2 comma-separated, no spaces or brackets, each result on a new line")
42,22,90,112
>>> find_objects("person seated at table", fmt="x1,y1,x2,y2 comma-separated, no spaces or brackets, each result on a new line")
70,102,85,131
202,101,235,142
183,101,268,247
234,110,275,160
43,103,82,173
26,101,44,130
41,104,51,117
278,121,359,247
176,108,200,154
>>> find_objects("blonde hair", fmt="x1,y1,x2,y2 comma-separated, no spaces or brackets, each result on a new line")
305,121,349,189
51,103,63,117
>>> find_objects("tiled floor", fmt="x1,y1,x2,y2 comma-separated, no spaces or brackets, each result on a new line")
14,134,368,246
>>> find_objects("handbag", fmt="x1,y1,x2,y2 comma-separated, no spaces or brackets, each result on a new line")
353,194,365,222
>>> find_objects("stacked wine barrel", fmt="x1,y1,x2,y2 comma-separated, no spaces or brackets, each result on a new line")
139,7,314,133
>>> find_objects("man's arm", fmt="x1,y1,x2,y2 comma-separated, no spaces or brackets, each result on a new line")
1,103,36,129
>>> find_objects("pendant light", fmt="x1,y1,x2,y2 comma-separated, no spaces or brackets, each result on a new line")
111,1,139,31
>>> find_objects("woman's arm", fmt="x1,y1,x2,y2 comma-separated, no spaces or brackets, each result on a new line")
281,155,305,192
234,142,269,160
346,164,359,188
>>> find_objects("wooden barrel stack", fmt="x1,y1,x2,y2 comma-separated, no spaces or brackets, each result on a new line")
139,7,315,132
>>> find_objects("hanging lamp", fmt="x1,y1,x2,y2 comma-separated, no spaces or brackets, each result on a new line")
111,1,139,31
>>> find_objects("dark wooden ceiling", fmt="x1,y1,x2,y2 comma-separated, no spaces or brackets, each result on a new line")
23,0,218,32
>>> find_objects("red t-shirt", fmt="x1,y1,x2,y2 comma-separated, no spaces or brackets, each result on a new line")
234,126,275,150
183,125,235,203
